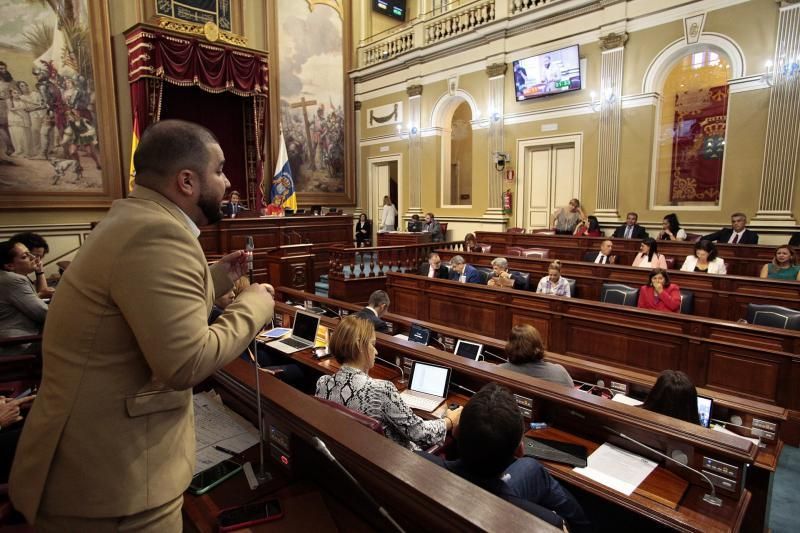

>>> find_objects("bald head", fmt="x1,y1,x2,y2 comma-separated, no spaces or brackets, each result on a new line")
133,120,218,191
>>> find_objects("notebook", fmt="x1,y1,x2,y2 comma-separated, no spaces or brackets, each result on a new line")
454,340,483,360
399,361,451,412
697,395,713,428
523,437,588,468
266,310,320,354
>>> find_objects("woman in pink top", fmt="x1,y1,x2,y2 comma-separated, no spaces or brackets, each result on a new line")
632,238,668,269
638,269,681,313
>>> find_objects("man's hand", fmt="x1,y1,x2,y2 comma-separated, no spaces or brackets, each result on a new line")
241,282,275,299
0,395,36,427
217,250,250,282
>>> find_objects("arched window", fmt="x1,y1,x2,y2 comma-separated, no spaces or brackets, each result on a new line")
652,48,731,206
445,101,473,206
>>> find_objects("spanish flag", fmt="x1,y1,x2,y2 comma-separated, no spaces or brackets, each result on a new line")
128,112,141,192
270,131,297,211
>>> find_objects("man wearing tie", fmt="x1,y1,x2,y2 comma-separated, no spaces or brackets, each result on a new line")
583,240,616,264
703,213,759,245
222,190,246,218
418,252,449,279
612,212,648,239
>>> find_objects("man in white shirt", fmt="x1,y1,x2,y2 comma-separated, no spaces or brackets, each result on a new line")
354,290,390,332
418,252,449,279
380,196,397,232
582,240,616,264
703,212,759,245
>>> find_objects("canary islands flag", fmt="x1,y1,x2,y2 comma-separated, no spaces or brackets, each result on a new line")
128,111,140,192
271,132,297,211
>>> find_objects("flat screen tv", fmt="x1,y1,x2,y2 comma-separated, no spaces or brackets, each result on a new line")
373,0,406,21
513,45,581,101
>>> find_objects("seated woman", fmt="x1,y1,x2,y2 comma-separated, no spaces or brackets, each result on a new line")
265,195,285,216
316,316,461,450
680,239,726,274
550,198,585,235
642,370,700,425
498,325,573,388
573,215,602,237
760,245,800,280
463,233,481,253
657,213,687,241
637,268,681,313
0,241,48,356
632,238,668,269
536,260,571,297
355,213,371,247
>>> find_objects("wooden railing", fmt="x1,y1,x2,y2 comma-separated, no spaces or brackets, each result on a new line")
328,240,464,279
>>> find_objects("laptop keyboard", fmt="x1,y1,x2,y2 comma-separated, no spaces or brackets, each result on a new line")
400,392,443,412
282,337,311,349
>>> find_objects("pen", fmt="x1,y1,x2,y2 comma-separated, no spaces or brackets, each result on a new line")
213,445,240,456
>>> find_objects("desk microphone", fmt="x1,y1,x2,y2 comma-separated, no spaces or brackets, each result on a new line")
429,335,446,350
449,381,476,396
312,436,405,533
245,235,255,284
602,425,723,507
481,350,508,363
375,356,405,383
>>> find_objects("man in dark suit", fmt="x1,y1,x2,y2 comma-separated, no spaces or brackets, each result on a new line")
449,255,483,284
582,239,617,264
222,190,247,217
354,290,390,333
703,212,759,244
487,257,527,290
612,212,648,239
423,212,444,242
418,252,449,279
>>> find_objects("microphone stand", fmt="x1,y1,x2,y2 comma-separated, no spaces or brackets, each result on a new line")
244,236,271,488
375,356,405,384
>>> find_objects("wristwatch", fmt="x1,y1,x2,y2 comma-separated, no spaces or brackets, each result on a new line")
35,271,44,276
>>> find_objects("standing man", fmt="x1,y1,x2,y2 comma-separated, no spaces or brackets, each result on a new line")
612,212,648,239
10,120,275,531
583,239,616,264
423,212,444,242
380,195,397,232
703,212,759,245
355,290,390,333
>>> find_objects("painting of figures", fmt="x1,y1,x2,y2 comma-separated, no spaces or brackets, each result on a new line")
0,0,112,197
276,0,346,195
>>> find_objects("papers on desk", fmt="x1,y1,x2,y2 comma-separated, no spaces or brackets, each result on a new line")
393,333,409,341
611,393,644,406
258,327,291,340
193,391,259,475
574,443,657,496
711,423,762,447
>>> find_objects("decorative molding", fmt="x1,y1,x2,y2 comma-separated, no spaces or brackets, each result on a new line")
683,13,706,45
448,76,459,96
406,84,423,97
367,102,403,128
354,100,362,111
486,62,508,77
153,17,247,46
599,32,628,51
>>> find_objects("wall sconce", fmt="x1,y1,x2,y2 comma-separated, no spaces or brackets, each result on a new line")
491,112,502,123
763,58,800,87
590,88,616,112
398,123,418,135
493,152,510,171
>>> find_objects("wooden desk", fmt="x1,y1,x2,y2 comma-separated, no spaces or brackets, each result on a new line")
377,231,432,246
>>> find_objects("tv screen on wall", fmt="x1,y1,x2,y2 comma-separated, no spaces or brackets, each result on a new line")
513,45,581,101
373,0,407,21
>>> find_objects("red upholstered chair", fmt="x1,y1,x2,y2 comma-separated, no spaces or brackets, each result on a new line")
685,233,703,242
439,222,448,239
476,243,492,253
506,227,526,234
507,246,524,256
520,248,550,259
530,229,555,235
665,257,676,269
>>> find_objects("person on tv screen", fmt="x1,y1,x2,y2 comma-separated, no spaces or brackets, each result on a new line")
541,55,561,92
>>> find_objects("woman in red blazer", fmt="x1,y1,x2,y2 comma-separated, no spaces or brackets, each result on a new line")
638,268,681,313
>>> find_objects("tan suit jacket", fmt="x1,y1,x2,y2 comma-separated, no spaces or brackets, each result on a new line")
10,186,273,521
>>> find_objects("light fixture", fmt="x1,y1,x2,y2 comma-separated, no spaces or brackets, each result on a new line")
590,88,616,112
763,57,800,87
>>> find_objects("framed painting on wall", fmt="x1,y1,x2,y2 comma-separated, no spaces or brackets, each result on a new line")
268,0,355,206
0,0,121,209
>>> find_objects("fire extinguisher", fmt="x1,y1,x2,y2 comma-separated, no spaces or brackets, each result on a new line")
503,189,513,215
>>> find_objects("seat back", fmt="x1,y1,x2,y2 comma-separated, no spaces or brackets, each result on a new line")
520,248,550,259
507,246,524,256
476,243,492,253
475,267,492,284
315,397,385,435
515,271,530,291
679,289,694,314
685,232,703,242
564,277,577,297
439,222,448,238
665,257,676,269
746,304,800,330
600,283,639,307
506,227,526,234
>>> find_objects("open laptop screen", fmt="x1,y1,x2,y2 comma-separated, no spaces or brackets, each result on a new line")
454,340,483,360
408,324,431,345
292,311,320,343
697,395,713,428
408,361,451,397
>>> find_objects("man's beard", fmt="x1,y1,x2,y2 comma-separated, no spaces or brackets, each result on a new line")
198,189,224,224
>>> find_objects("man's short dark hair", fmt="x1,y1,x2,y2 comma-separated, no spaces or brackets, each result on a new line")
458,383,523,478
10,232,49,254
133,120,218,189
368,290,390,308
1,240,20,267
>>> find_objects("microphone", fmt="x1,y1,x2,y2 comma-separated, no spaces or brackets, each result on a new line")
449,381,476,396
312,436,406,533
602,425,722,507
246,235,255,283
481,349,509,363
375,356,405,383
429,335,446,350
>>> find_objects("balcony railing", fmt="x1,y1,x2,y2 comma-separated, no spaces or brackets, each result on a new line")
424,0,496,46
329,241,465,279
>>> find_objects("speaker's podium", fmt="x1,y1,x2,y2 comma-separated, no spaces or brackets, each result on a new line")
263,244,314,293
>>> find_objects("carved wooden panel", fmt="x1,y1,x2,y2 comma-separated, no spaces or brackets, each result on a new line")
706,351,781,403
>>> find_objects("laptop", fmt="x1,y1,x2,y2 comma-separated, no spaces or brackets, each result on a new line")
454,340,483,360
697,395,714,428
266,310,320,354
407,220,423,232
399,361,452,412
408,324,431,346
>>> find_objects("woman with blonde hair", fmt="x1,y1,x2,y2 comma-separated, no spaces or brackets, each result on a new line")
535,260,571,297
316,316,461,450
760,245,800,280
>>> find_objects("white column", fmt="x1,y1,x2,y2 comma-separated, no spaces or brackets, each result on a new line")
354,100,364,216
485,62,507,217
407,84,423,214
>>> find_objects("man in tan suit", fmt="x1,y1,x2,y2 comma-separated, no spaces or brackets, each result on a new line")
10,120,275,531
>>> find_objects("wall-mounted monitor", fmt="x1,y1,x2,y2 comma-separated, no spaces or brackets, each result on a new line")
373,0,407,21
513,45,581,102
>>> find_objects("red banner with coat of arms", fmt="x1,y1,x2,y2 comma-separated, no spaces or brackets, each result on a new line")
669,85,729,202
